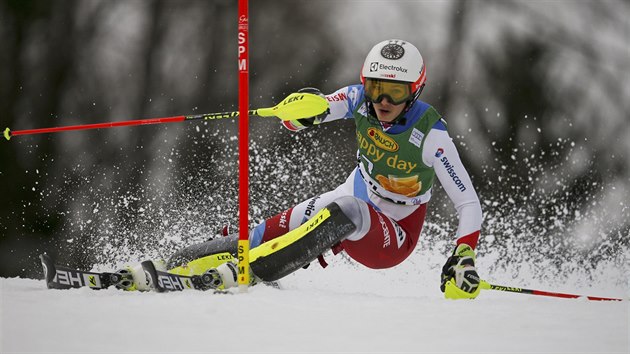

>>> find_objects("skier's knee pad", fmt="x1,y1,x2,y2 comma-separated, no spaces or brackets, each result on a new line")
250,201,357,281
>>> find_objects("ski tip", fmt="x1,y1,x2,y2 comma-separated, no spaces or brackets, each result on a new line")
3,128,10,141
39,254,56,288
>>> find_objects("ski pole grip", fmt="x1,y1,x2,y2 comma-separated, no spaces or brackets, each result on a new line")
4,128,10,141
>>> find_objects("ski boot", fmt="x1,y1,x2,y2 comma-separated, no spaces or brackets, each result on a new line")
109,268,136,290
197,261,276,291
199,262,239,290
116,260,167,291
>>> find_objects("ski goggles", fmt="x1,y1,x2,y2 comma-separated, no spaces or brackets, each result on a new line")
364,78,413,105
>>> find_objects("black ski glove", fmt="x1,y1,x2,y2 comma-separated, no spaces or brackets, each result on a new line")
440,244,480,294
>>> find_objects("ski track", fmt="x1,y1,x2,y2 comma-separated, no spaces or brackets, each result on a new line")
1,257,628,354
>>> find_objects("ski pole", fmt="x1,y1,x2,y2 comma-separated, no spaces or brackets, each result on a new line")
481,281,624,301
3,92,328,141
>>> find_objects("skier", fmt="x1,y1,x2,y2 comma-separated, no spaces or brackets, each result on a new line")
169,39,483,299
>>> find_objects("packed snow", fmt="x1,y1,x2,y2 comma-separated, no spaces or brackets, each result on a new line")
2,248,627,353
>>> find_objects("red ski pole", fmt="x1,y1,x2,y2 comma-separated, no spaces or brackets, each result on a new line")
3,92,329,141
3,112,244,141
481,281,624,301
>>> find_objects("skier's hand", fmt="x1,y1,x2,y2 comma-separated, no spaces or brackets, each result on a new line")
287,87,330,127
440,244,481,299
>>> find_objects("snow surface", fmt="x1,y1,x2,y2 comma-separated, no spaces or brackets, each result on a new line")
2,252,628,354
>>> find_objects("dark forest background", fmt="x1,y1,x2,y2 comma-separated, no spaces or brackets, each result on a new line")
0,0,628,281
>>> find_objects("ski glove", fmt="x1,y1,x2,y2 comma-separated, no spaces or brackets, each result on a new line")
292,87,330,127
440,244,481,299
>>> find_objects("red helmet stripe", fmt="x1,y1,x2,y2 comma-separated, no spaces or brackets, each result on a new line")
413,64,427,92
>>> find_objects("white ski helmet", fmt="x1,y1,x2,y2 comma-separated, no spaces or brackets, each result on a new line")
360,39,427,98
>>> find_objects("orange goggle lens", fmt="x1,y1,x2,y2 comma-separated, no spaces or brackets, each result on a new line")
364,79,412,105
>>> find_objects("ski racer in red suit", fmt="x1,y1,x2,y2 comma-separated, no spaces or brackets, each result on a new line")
171,39,484,299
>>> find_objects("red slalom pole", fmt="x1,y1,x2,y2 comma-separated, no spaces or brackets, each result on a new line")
236,0,250,292
482,281,624,301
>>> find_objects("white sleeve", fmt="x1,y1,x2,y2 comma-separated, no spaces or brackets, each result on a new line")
321,85,363,123
423,125,483,245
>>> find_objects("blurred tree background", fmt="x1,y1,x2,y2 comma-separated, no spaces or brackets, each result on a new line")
0,0,628,283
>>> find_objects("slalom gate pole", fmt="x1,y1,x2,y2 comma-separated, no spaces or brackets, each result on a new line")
236,0,250,293
482,281,624,301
